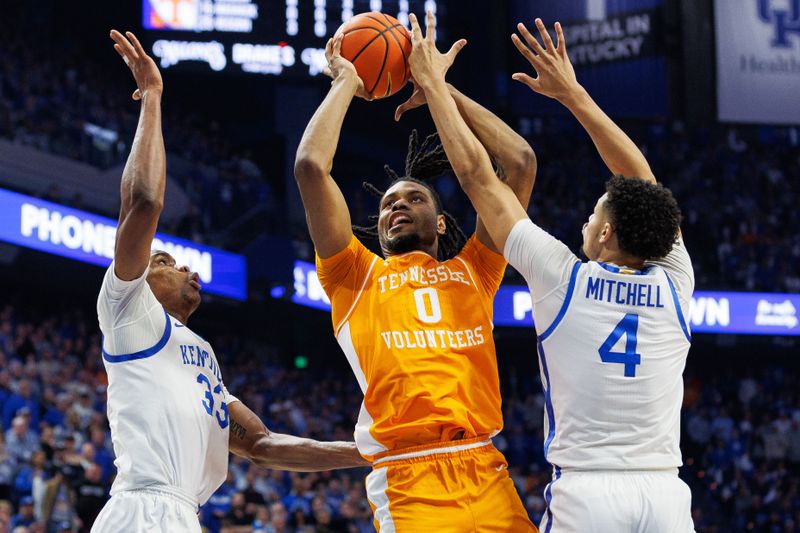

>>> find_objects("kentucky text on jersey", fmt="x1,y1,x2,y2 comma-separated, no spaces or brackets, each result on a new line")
585,276,665,308
180,344,223,381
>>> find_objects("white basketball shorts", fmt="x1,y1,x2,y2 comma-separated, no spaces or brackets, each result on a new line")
91,488,201,533
540,469,695,533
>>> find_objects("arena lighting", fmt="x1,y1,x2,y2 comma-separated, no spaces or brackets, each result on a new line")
292,260,800,336
0,187,247,301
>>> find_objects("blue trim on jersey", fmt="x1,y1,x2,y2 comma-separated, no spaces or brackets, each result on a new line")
664,272,691,342
539,261,581,342
597,261,653,275
537,340,557,460
102,308,172,363
543,466,562,533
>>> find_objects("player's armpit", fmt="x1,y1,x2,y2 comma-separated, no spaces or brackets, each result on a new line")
227,401,369,471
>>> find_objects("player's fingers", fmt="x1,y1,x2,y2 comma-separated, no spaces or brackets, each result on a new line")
517,23,546,58
112,43,127,60
555,21,568,57
425,10,435,41
395,99,421,121
126,31,148,59
132,89,142,101
110,30,139,61
511,33,544,70
395,103,409,121
511,72,540,92
409,13,423,41
535,18,556,52
445,39,467,61
333,33,343,57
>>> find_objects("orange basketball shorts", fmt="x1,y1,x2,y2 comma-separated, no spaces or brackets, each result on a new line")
365,437,537,532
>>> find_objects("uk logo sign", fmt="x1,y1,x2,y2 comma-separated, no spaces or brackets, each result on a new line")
758,0,800,47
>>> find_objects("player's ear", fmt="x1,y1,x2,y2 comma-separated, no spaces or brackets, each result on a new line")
437,214,446,235
599,222,613,244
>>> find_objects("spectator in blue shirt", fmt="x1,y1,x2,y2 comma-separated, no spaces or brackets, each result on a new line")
5,416,38,464
3,380,39,431
9,495,34,529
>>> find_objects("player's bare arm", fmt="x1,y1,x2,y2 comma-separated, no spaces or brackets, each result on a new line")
512,19,655,184
397,82,536,253
110,30,166,281
227,401,368,471
408,12,527,252
294,34,370,259
395,39,536,253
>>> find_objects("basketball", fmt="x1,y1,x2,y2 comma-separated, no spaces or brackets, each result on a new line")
338,12,412,99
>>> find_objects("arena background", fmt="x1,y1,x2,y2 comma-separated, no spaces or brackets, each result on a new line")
0,0,798,531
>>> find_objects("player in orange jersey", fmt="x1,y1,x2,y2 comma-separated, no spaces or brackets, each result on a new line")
293,31,538,532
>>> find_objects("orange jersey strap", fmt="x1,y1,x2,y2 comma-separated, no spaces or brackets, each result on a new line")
316,236,379,334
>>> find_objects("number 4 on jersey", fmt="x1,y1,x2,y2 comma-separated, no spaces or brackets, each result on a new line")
598,313,641,377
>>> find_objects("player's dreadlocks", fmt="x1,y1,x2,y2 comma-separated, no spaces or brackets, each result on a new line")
353,130,468,261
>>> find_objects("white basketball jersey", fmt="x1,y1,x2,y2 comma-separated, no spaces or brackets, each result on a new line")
97,264,234,507
504,219,694,471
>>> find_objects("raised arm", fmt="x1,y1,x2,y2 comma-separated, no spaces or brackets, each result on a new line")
449,87,536,204
511,19,655,184
408,13,527,252
395,76,536,251
110,30,166,280
294,34,371,258
397,84,536,207
228,401,368,471
449,87,535,251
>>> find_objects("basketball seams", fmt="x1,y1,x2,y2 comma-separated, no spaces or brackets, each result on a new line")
343,27,383,37
362,14,392,31
368,32,390,95
342,14,411,98
380,14,410,87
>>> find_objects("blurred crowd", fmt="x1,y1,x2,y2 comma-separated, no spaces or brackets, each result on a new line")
0,294,796,532
681,365,800,532
0,3,277,246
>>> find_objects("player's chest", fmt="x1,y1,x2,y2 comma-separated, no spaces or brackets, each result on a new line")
356,263,485,325
370,262,476,301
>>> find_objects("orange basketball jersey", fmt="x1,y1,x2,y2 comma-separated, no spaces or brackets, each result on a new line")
316,234,507,459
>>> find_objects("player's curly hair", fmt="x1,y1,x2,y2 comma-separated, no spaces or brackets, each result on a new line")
604,175,681,261
353,130,468,260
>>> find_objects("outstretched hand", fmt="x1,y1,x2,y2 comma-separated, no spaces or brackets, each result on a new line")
110,30,163,101
323,33,372,100
408,11,466,91
511,19,580,102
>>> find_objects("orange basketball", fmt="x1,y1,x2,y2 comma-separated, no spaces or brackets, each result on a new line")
338,12,412,99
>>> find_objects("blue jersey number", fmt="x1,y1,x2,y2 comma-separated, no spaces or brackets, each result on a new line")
196,374,229,429
598,313,641,377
